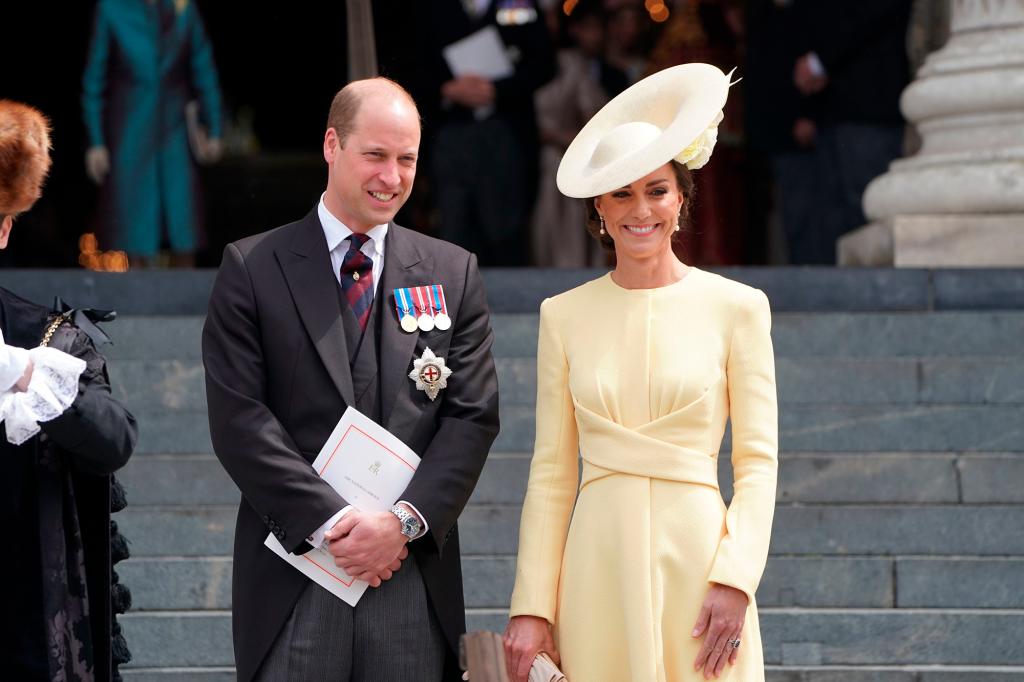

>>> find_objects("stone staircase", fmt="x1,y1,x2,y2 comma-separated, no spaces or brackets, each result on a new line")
6,269,1019,681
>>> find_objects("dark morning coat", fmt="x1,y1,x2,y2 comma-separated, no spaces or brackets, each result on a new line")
202,212,500,681
0,288,137,682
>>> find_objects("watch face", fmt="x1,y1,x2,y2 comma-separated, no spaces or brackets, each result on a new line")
403,516,421,537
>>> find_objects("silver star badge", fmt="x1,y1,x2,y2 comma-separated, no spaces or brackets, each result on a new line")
408,347,452,401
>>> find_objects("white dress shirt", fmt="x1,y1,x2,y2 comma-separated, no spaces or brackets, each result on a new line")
307,196,428,548
318,194,387,292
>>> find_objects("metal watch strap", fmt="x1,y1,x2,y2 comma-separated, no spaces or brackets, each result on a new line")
390,504,421,539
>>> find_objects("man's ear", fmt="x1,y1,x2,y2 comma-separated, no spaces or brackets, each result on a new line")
0,215,13,249
324,127,339,163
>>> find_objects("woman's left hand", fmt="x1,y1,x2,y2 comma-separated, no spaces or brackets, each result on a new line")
691,582,748,679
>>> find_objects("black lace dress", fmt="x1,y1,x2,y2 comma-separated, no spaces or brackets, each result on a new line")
0,288,138,681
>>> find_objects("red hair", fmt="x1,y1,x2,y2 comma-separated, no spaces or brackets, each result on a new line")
0,100,52,216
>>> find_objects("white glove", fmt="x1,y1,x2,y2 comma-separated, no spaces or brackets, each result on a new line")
85,145,110,185
0,328,30,394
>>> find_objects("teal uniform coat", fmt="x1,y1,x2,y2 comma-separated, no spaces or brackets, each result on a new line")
83,0,222,257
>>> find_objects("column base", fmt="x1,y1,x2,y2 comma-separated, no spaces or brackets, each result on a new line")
838,215,1024,267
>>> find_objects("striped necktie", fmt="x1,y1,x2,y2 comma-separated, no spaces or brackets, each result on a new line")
340,234,374,330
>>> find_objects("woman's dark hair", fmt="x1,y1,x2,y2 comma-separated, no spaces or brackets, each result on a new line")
583,161,695,251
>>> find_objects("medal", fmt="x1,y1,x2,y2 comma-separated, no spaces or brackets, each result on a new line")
408,347,452,401
432,284,452,331
413,286,435,332
393,287,418,333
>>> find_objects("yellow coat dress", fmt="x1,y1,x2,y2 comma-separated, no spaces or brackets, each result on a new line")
509,269,778,682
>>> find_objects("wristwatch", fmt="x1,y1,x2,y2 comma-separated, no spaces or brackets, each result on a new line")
390,504,422,540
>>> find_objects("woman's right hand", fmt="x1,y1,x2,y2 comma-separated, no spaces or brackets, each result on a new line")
14,358,33,392
503,615,559,682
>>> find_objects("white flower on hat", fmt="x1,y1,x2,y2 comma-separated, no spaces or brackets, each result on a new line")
674,111,724,170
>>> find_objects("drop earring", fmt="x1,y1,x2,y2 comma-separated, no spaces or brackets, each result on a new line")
675,213,682,232
599,215,606,235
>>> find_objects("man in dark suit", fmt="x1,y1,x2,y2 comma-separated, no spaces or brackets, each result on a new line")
408,0,554,266
790,0,912,263
202,78,499,682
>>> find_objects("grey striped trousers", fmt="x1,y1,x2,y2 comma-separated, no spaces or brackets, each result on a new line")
254,556,445,681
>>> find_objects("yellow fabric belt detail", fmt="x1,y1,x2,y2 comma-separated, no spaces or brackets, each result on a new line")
573,401,719,490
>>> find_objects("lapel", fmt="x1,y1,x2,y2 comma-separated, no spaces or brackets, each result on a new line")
276,210,356,407
379,224,434,427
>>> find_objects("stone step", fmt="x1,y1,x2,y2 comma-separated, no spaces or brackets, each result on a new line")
99,312,1024,363
121,669,235,682
8,268,1024,316
120,609,1024,668
484,312,1024,359
463,609,1024,667
120,555,1024,613
539,357,1024,406
129,402,1024,455
107,357,1024,411
117,452,1024,509
764,667,1024,682
117,665,1024,682
103,317,206,361
117,505,1024,559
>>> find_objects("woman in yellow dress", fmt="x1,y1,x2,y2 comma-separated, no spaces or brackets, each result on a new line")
503,64,778,682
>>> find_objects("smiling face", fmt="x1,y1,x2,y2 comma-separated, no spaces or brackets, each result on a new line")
323,90,420,233
594,162,686,262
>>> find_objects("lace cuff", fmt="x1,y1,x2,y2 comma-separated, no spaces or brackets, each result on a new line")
0,346,86,446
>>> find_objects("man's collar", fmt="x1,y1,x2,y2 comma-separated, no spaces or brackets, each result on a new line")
317,193,388,255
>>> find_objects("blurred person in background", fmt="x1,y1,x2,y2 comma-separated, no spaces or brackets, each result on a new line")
0,100,137,682
604,2,650,85
791,0,912,263
744,0,822,265
411,0,555,266
82,0,223,269
645,0,746,265
531,0,611,267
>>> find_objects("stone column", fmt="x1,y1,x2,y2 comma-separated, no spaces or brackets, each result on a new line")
347,0,378,82
839,0,1024,266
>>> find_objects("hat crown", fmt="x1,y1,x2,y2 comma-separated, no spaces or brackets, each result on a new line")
556,63,731,198
588,122,662,176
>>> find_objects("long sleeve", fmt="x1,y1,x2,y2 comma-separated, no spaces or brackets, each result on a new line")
41,330,138,476
806,0,912,73
708,289,779,603
509,298,580,623
399,253,500,553
82,1,111,148
202,244,347,554
492,11,556,110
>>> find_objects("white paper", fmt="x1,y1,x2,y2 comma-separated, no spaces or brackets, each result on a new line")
264,407,420,606
443,26,514,120
443,26,514,80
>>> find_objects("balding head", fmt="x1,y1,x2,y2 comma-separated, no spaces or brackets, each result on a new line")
321,78,421,233
327,78,420,147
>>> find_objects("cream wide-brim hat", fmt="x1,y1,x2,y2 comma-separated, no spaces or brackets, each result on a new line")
556,63,731,199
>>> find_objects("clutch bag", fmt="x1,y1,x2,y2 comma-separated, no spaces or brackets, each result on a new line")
530,652,567,682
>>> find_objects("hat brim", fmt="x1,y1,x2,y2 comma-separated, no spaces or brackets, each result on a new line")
556,63,729,199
